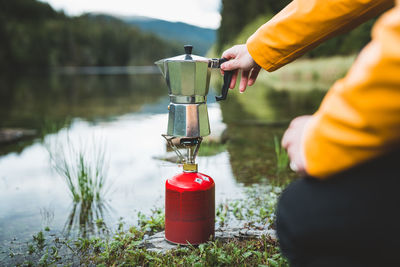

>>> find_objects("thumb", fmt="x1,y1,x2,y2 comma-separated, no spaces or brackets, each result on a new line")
221,59,240,71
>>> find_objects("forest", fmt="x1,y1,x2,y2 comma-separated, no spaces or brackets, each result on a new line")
217,0,377,57
0,0,180,73
0,0,382,74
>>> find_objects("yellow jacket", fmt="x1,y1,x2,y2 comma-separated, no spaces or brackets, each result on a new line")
246,0,399,178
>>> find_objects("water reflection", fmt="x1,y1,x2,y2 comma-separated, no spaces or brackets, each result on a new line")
64,200,112,238
220,86,327,184
220,87,326,124
0,73,167,155
57,66,160,75
40,206,55,229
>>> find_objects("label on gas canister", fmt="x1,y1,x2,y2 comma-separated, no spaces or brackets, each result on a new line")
201,175,209,182
195,178,203,184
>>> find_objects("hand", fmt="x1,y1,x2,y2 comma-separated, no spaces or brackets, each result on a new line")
282,115,311,176
221,44,261,93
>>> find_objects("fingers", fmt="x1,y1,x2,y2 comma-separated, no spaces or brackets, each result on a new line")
281,117,303,149
248,67,260,86
221,59,240,71
281,116,312,175
281,126,292,149
221,46,237,74
220,44,261,91
221,44,250,71
230,70,238,89
227,68,257,91
282,126,302,173
221,45,239,60
239,70,249,92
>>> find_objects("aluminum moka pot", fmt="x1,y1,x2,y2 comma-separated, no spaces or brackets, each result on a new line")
155,45,232,138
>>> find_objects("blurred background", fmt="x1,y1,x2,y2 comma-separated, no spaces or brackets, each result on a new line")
0,0,377,261
0,0,374,72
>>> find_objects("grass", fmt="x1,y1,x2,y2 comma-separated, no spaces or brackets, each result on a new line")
274,136,289,176
198,140,227,157
47,133,109,203
45,133,112,238
8,186,288,266
217,185,282,228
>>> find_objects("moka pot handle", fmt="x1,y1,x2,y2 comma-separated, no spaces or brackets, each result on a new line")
215,58,233,101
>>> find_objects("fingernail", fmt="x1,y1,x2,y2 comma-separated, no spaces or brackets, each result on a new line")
220,63,225,70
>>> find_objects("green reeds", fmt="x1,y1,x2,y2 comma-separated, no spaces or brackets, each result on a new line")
47,134,109,203
274,135,289,175
47,133,111,237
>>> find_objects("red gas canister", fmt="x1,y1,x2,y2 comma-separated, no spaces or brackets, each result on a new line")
165,170,215,245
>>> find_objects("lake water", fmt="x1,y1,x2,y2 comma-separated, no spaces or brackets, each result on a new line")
0,72,243,245
0,70,326,253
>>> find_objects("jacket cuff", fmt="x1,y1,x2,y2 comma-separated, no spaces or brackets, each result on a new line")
246,33,277,72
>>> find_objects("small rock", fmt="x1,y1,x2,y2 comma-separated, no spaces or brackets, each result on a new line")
0,128,37,144
141,231,176,253
141,227,277,254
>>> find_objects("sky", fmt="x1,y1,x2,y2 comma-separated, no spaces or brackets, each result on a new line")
39,0,222,29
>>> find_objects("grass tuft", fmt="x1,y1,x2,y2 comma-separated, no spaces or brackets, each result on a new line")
46,133,112,237
274,136,289,175
47,133,109,203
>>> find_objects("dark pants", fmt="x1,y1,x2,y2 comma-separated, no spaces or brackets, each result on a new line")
276,150,400,267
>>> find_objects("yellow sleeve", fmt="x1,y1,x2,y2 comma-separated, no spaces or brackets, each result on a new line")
246,0,393,71
303,3,400,178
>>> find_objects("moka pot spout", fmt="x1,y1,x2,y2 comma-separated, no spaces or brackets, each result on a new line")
155,59,166,77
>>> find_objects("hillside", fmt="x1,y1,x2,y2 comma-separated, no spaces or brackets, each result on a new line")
121,16,216,56
0,0,180,72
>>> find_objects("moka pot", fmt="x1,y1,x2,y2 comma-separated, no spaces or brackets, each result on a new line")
155,45,232,138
